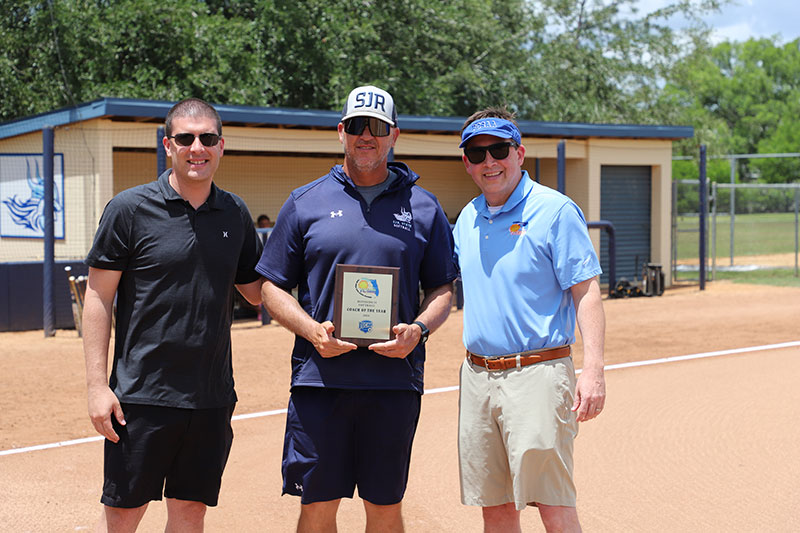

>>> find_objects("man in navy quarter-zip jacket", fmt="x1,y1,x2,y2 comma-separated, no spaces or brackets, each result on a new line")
257,85,457,532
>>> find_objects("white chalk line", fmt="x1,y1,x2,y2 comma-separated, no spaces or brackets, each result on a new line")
3,340,798,458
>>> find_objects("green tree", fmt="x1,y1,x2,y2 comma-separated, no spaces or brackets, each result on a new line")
0,0,268,119
248,0,543,117
0,0,727,127
664,37,800,182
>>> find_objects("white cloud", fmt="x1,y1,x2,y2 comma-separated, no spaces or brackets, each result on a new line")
633,0,799,43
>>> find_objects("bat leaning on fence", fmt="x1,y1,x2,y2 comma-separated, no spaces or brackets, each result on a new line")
64,266,87,337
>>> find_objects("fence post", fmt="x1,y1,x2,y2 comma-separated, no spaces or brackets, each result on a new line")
671,180,677,282
699,145,707,291
157,126,166,176
711,182,717,280
43,126,56,337
795,188,799,277
729,156,735,266
557,140,565,194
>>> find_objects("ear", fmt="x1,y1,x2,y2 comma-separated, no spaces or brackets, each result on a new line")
390,127,400,147
462,153,471,170
515,143,526,164
162,134,172,156
337,122,345,144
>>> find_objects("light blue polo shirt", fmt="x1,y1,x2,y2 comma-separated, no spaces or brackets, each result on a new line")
453,172,601,357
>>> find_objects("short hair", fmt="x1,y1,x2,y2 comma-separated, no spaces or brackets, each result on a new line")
257,214,270,223
165,98,222,137
460,106,519,138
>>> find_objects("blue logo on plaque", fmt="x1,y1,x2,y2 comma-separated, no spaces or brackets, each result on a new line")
355,278,379,298
359,320,373,333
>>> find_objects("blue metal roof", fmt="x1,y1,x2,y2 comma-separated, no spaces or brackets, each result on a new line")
0,97,693,141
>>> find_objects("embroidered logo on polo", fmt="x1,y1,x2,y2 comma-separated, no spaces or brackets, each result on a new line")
392,206,412,232
509,221,528,236
222,231,229,238
330,210,343,218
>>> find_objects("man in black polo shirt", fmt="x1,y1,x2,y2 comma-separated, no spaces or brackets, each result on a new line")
82,98,263,531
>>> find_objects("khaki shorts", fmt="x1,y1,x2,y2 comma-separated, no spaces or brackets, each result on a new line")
458,356,578,511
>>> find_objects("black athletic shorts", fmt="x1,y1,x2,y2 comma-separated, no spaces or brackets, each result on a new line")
101,402,235,508
282,388,421,505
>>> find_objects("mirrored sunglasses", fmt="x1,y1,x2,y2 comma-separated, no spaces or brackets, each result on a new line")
463,142,516,164
343,117,392,137
168,133,221,147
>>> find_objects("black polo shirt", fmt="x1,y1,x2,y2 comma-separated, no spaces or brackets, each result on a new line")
86,170,262,409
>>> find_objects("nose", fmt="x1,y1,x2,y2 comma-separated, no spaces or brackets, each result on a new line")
189,135,206,150
358,126,375,139
483,151,499,164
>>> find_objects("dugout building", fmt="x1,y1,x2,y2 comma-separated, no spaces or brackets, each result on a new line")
0,98,692,331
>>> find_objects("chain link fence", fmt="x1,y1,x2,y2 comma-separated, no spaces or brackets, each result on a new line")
672,179,800,280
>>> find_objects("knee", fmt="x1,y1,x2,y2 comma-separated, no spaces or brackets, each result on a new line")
482,502,520,529
101,504,148,531
166,499,206,527
538,505,580,533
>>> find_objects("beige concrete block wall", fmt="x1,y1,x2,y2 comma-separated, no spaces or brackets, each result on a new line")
1,120,676,283
402,159,479,222
586,138,673,286
0,123,108,261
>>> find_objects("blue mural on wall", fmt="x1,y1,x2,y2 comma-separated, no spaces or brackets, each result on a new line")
0,154,65,239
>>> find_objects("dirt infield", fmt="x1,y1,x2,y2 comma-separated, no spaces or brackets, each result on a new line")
1,280,799,531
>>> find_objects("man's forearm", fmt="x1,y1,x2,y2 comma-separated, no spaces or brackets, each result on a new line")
573,278,605,371
416,282,454,333
261,280,320,341
236,277,265,306
82,289,113,389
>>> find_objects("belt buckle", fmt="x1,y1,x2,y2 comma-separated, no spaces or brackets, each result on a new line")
485,356,515,372
484,358,502,371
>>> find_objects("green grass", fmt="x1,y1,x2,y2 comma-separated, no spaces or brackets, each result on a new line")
676,212,799,260
712,268,800,287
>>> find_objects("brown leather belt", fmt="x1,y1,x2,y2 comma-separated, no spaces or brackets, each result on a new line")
467,345,571,371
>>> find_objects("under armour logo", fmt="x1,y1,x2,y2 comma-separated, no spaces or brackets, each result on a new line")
295,483,303,493
222,231,229,238
330,210,343,218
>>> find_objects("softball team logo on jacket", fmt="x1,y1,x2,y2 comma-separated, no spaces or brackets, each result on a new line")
509,221,528,236
392,206,413,232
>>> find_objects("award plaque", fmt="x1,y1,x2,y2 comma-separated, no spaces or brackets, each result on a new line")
333,264,400,347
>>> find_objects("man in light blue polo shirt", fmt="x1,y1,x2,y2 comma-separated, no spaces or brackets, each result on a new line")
453,108,606,533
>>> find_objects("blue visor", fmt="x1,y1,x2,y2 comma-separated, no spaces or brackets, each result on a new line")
460,118,522,148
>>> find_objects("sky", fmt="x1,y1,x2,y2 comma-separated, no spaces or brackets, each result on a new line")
637,0,800,44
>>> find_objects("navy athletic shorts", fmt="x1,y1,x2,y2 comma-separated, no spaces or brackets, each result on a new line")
282,387,422,505
101,403,235,508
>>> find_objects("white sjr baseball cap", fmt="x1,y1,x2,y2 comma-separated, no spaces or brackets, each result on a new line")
341,85,397,127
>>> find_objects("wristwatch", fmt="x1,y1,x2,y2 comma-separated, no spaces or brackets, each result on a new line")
412,320,430,345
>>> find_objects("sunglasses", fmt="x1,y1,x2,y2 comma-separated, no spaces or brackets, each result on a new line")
463,142,516,164
168,133,221,147
342,117,392,137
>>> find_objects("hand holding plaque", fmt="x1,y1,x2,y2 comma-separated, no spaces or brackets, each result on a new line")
333,264,400,347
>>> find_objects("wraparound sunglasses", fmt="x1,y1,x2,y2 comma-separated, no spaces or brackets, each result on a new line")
342,117,392,137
